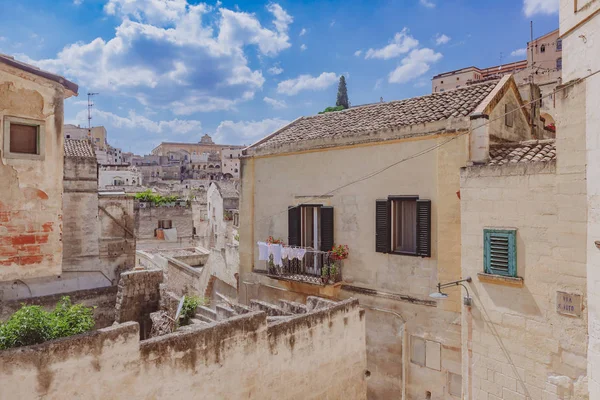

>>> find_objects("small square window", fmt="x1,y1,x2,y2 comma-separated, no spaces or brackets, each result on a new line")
3,116,45,160
483,228,517,277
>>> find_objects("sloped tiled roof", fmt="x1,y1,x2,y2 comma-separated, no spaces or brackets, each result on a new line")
250,81,499,150
214,181,239,199
488,139,556,165
64,139,96,159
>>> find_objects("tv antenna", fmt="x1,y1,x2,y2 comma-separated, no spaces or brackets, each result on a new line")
87,92,99,129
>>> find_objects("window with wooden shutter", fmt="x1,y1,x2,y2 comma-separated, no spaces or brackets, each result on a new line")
320,206,334,251
416,200,431,258
288,206,301,246
483,229,517,277
376,197,431,257
375,200,390,253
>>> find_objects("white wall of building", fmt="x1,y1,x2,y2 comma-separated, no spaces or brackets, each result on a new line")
99,168,143,189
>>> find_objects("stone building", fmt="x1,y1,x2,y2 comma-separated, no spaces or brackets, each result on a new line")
0,54,78,282
558,0,600,396
99,165,143,189
432,61,528,93
62,139,136,287
221,147,242,179
206,181,239,250
151,134,244,160
239,76,534,398
460,138,588,400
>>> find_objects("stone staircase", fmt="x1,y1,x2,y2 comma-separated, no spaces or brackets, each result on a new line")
187,293,339,326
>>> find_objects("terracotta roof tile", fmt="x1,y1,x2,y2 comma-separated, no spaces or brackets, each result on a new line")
488,139,556,166
64,139,96,159
251,81,499,150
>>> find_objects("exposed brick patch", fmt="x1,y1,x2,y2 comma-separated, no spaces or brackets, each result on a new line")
23,187,49,201
12,235,36,246
20,255,44,265
42,222,54,232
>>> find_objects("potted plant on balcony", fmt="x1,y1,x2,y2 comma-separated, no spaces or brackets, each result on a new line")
331,244,349,261
321,265,329,284
328,263,338,283
266,236,284,274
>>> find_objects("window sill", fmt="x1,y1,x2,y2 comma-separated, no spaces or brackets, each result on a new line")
389,251,418,257
477,273,523,288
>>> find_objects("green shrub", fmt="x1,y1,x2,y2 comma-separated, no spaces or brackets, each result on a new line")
135,190,180,205
50,297,95,339
318,105,345,114
179,296,207,326
0,296,95,351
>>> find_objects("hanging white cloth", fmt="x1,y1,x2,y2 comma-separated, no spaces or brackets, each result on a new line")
269,244,283,266
257,242,269,261
295,248,307,260
281,246,290,260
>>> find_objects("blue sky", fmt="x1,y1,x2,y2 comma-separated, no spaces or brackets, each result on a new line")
0,0,559,154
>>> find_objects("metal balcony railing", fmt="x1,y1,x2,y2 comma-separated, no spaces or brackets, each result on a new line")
265,247,342,285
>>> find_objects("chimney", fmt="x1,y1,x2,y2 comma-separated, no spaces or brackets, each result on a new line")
469,113,490,164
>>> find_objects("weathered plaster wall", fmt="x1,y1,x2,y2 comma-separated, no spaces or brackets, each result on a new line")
0,64,67,281
460,160,588,400
0,299,367,400
240,132,469,399
560,2,600,396
134,205,194,239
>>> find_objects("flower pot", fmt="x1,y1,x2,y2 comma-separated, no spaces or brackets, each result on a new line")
321,276,329,284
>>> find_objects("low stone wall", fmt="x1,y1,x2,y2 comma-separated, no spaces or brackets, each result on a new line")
134,206,194,240
0,286,118,329
0,298,367,400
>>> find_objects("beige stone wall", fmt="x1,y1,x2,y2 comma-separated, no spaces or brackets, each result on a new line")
460,160,588,400
559,2,600,396
134,205,194,239
240,132,469,398
0,63,68,281
0,299,367,400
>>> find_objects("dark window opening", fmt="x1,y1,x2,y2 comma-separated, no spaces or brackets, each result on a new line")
10,123,38,154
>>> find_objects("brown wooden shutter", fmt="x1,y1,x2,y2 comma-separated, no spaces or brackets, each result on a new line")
288,206,301,246
416,200,431,258
320,206,334,251
375,200,390,253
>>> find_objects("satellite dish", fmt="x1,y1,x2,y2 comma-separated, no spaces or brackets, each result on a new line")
174,296,185,321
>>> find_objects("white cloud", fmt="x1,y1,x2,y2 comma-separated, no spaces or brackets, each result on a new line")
277,72,338,96
213,118,290,144
511,48,527,57
268,65,284,75
523,0,559,16
72,108,202,134
374,78,383,90
300,44,307,51
330,20,336,27
354,50,362,57
388,48,442,84
21,2,293,112
419,0,436,8
365,28,419,60
435,34,451,46
263,96,287,109
299,28,307,36
73,0,83,5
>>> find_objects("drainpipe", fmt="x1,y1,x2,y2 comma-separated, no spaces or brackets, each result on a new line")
360,305,407,400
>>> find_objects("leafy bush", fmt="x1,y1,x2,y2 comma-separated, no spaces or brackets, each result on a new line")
0,297,95,350
318,105,345,114
50,297,95,339
135,190,179,205
179,296,207,326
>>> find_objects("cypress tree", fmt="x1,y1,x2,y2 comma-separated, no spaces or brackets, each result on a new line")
336,75,349,109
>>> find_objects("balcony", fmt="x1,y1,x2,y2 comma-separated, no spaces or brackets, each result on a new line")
262,248,342,286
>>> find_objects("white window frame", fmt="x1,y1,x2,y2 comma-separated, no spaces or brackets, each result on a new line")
3,116,45,161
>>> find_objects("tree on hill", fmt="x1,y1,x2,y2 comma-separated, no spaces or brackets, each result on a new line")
336,75,349,109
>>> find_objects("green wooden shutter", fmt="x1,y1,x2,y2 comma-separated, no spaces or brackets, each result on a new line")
375,200,390,253
484,229,517,277
416,200,432,258
288,206,301,246
320,207,334,251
